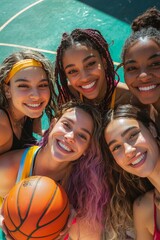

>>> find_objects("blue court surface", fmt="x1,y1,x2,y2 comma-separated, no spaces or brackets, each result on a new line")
0,1,160,239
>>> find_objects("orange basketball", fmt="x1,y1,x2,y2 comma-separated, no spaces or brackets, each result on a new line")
3,176,70,240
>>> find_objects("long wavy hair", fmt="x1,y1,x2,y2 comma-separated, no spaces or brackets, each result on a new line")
55,28,119,112
0,49,57,121
101,104,154,239
39,101,109,229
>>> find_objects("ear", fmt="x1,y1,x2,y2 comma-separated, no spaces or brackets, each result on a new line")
4,84,11,99
149,122,158,138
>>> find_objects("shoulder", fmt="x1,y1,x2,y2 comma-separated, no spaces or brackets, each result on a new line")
133,190,154,223
0,149,23,197
115,82,131,106
69,218,102,240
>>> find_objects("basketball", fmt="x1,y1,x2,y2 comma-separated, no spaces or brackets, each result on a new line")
3,176,70,240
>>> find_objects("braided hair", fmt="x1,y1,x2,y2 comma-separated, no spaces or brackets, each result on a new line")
55,28,118,112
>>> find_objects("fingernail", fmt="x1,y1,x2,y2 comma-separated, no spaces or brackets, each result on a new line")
64,234,69,240
72,218,76,225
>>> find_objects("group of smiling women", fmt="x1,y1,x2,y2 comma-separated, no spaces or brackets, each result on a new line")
0,6,160,240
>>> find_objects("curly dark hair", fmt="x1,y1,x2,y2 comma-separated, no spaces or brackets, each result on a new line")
132,7,160,32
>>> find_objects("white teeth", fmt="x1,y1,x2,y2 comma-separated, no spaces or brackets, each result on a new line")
58,141,71,152
139,85,156,91
27,103,41,107
131,154,144,165
82,81,96,89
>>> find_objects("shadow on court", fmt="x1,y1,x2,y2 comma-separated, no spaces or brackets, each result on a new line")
78,0,160,23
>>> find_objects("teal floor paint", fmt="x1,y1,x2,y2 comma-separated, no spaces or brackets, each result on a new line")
1,0,160,130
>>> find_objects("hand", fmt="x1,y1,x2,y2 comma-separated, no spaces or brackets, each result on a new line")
55,205,77,240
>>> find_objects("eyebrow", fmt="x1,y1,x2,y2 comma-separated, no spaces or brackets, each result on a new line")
63,117,92,136
108,126,137,147
124,52,160,66
64,54,96,70
15,78,48,83
149,52,160,59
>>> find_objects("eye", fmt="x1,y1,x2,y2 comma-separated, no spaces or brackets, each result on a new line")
17,84,29,88
125,66,137,72
62,121,71,129
111,144,121,152
39,82,49,88
150,61,160,68
86,61,96,67
66,69,78,75
78,133,87,141
129,131,140,140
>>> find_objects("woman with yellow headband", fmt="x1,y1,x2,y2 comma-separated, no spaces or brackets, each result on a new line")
0,50,56,154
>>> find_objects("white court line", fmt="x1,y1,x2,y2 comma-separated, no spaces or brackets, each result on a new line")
0,43,119,65
0,43,56,55
0,0,44,31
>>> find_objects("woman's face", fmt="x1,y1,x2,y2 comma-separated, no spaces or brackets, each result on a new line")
48,107,94,163
104,117,160,177
5,66,50,118
124,38,160,105
62,44,107,101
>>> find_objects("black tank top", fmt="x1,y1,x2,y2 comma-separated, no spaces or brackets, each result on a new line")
2,109,37,150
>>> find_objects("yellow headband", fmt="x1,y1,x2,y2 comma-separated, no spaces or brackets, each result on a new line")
5,59,43,84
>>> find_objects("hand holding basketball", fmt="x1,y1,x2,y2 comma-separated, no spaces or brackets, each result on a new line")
2,176,70,240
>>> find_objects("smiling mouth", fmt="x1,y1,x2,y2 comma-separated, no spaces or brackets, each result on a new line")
25,103,42,108
138,84,157,92
57,140,72,152
81,81,96,90
130,152,146,167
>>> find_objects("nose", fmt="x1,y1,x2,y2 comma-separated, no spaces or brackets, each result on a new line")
124,142,136,158
29,88,40,100
64,131,75,143
79,70,89,82
138,69,151,82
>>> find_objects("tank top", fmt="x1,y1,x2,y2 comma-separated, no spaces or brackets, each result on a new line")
154,193,160,240
0,146,40,239
2,109,36,150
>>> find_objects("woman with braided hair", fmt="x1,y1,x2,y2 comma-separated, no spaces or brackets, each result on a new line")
54,28,137,113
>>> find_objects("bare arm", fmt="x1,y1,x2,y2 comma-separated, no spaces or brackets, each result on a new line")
133,193,153,240
0,150,22,198
115,82,145,107
0,111,13,154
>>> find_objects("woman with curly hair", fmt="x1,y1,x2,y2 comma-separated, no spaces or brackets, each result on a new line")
119,7,160,125
54,28,137,114
0,49,57,154
102,104,160,239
